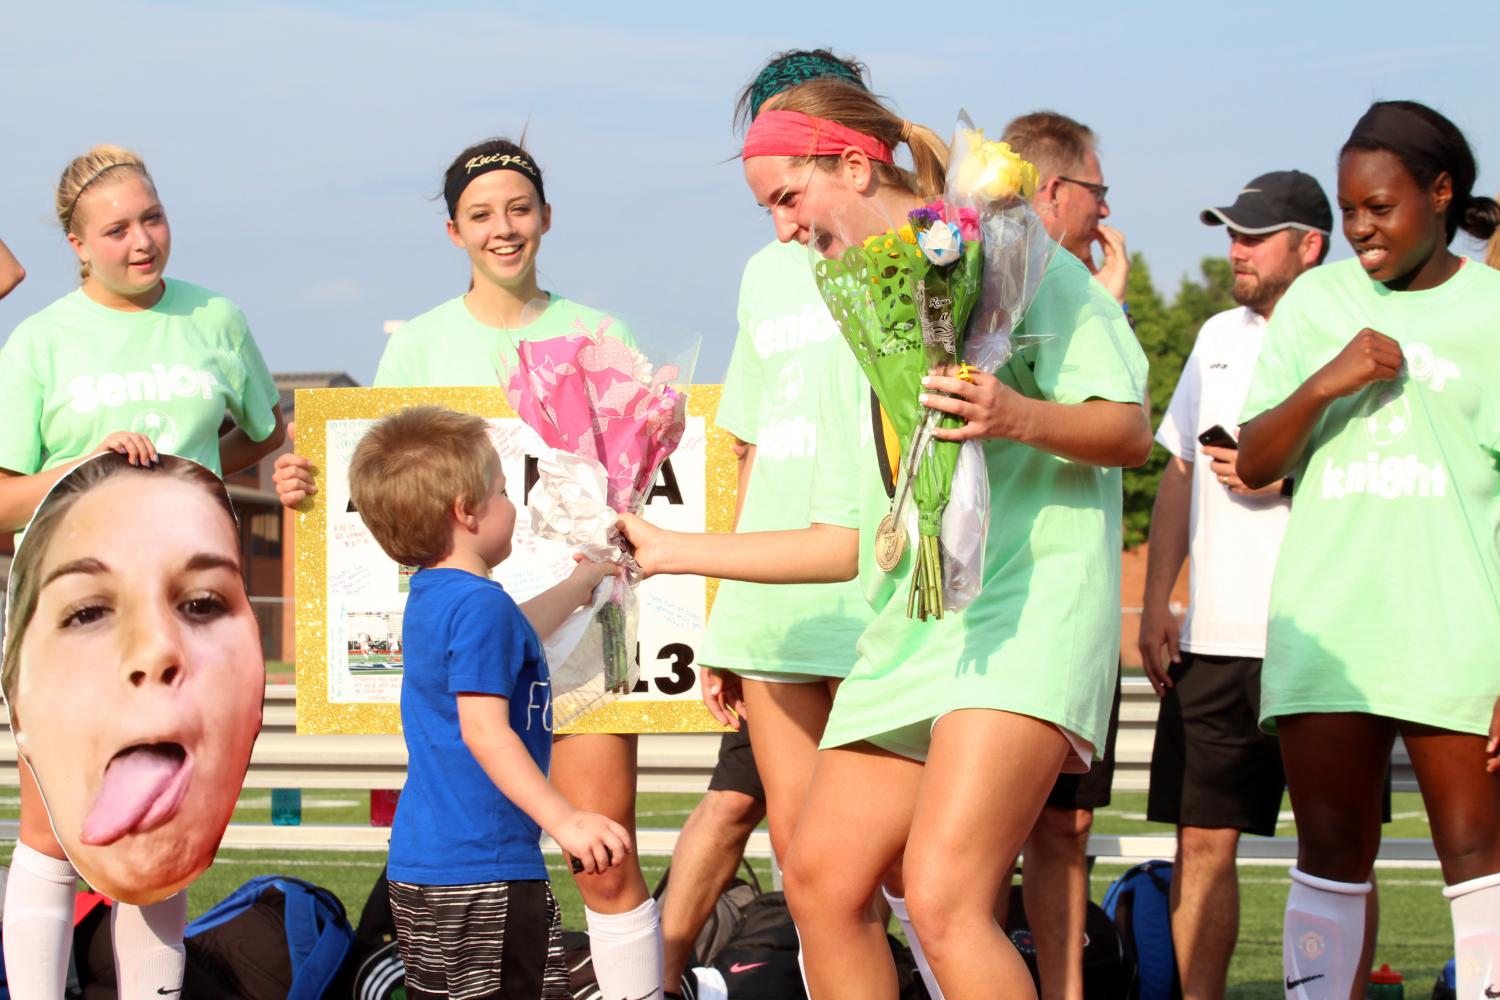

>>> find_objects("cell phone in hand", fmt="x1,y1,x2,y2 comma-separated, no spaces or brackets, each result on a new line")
1197,425,1238,450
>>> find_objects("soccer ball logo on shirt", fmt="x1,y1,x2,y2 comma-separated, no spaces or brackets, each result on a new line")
1364,390,1411,447
769,358,806,412
130,410,181,453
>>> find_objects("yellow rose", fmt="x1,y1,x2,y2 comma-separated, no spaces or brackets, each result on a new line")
952,128,1039,201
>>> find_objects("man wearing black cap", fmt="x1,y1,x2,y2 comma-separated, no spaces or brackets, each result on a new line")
1138,171,1334,1000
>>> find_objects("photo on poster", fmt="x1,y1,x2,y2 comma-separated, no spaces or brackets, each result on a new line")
345,610,404,674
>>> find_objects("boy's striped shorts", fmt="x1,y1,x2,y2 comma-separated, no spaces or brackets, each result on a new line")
388,878,570,999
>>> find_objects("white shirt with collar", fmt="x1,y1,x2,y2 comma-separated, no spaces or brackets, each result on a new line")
1156,305,1291,658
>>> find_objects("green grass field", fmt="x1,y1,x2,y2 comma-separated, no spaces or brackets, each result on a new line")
346,655,403,673
0,789,1454,998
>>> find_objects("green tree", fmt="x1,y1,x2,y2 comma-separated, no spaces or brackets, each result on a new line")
1121,254,1236,546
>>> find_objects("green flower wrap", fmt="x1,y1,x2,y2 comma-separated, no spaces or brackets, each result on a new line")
815,224,983,619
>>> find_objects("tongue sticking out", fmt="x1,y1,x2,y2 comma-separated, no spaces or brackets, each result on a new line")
80,744,187,846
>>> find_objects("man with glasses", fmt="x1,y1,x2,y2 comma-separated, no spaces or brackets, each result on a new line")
1005,111,1128,305
994,109,1128,1000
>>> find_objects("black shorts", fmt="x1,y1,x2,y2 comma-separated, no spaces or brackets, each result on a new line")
388,878,570,999
1046,675,1122,811
706,723,765,802
1147,653,1287,836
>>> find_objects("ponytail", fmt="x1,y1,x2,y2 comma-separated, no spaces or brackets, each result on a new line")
1461,192,1500,244
765,79,949,199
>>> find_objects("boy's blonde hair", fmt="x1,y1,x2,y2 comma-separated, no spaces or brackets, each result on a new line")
348,406,499,568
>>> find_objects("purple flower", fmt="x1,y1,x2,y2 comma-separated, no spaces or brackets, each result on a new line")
908,205,941,228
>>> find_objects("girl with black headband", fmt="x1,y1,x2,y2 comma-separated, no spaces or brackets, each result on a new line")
272,137,667,1000
1237,100,1500,1000
0,144,284,997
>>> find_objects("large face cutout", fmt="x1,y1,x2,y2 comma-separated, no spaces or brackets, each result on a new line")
2,457,264,904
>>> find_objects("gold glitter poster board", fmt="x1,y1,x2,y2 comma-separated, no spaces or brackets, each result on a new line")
293,386,736,735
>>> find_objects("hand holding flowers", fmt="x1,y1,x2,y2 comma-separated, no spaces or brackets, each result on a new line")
506,323,692,711
919,370,1030,442
613,511,672,578
813,114,1054,620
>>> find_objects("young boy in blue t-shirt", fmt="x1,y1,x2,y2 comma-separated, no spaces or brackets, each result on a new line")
348,405,629,1000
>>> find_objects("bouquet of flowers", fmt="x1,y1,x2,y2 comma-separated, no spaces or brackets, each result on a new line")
505,322,691,714
814,115,1054,619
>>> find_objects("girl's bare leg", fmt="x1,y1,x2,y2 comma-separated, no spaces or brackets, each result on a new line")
740,677,837,860
784,744,924,1000
552,732,650,908
552,733,662,996
903,710,1070,1000
1402,723,1500,883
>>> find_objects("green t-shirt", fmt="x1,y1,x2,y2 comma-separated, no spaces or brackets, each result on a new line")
815,253,1147,761
0,279,280,478
701,241,875,677
1240,258,1500,736
374,294,632,388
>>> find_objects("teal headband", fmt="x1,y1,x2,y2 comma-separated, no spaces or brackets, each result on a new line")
749,54,864,120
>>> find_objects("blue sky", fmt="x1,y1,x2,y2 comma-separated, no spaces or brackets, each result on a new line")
3,1,1495,384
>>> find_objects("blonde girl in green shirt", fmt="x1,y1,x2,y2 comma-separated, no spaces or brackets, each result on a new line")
1238,101,1500,1000
273,137,665,1000
0,144,285,998
620,78,1151,1000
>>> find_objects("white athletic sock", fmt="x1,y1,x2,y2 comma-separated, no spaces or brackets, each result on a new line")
794,923,812,998
1444,871,1500,1000
883,887,946,1000
1283,867,1371,1000
111,890,188,998
2,843,78,998
586,898,665,1000
687,966,728,1000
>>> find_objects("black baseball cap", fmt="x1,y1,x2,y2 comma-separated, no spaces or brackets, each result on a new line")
1200,170,1333,235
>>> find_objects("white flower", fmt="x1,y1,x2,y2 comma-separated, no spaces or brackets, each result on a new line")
918,220,963,267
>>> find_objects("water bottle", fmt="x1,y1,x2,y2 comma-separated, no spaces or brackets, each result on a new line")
370,788,400,827
271,788,302,826
1368,963,1404,1000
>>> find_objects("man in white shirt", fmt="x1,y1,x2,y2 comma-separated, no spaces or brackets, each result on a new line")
1138,171,1330,1000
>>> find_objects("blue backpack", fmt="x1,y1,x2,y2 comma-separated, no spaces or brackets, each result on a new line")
1433,956,1457,1000
1102,860,1181,1000
184,875,355,1000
